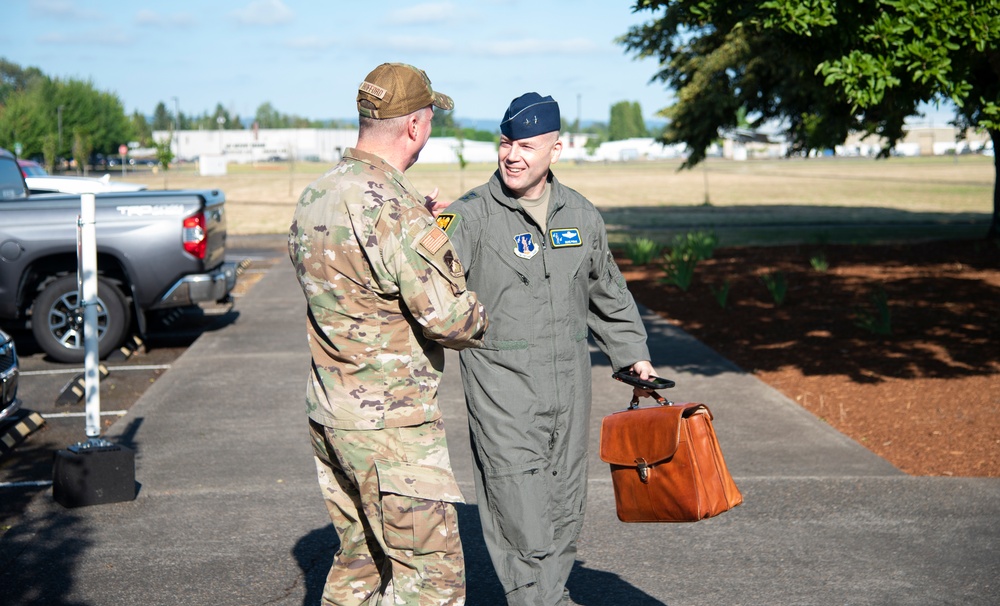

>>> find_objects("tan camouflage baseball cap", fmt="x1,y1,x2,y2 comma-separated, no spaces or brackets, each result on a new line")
357,63,454,120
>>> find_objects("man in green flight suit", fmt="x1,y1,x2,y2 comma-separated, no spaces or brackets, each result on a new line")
288,63,488,606
439,92,659,606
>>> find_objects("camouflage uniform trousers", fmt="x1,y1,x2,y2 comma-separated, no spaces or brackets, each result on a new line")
309,418,466,606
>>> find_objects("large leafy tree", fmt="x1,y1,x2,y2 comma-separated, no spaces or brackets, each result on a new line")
620,0,1000,238
0,64,132,164
609,100,650,140
0,59,45,106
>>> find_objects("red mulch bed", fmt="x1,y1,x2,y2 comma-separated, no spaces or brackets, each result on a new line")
618,239,1000,477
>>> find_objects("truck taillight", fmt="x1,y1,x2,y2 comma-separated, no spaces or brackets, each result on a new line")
182,212,207,259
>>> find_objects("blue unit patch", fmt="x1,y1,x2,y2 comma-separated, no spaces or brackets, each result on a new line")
513,232,539,259
549,228,582,248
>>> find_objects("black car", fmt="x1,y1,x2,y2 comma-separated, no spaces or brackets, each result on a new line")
0,327,20,423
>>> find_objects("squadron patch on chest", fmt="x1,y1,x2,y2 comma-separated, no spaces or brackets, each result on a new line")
513,232,540,259
549,228,582,248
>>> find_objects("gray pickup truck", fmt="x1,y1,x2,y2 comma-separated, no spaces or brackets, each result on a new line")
0,147,237,363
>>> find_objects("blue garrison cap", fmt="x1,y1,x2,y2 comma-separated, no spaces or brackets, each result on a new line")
500,92,561,139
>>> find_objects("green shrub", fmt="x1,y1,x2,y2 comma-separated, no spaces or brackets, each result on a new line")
623,237,662,266
672,230,718,261
661,248,697,291
854,287,892,335
761,272,788,306
809,252,829,272
655,230,720,292
710,280,731,309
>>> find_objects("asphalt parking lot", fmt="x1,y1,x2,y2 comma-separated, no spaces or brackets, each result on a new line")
0,235,285,528
3,240,997,605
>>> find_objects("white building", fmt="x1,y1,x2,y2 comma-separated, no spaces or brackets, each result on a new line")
155,121,991,168
153,128,359,164
153,128,503,167
154,128,694,167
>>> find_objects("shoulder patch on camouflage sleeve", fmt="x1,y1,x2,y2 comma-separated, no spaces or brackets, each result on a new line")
438,212,461,236
436,213,456,231
420,226,449,254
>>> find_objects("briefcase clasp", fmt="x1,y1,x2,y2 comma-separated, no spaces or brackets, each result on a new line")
635,458,650,483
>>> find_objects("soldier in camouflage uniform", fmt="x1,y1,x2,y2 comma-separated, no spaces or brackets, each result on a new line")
288,63,488,606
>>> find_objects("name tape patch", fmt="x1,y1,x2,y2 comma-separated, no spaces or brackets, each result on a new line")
549,228,582,248
359,81,387,99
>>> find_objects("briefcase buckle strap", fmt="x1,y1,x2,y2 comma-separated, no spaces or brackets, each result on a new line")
635,458,650,483
628,391,672,410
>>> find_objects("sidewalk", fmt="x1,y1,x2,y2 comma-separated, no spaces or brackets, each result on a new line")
1,258,997,605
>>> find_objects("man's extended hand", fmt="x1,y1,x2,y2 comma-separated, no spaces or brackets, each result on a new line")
424,187,452,218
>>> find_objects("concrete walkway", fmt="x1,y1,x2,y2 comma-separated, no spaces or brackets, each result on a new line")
1,257,997,605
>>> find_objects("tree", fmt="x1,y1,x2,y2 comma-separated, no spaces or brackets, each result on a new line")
255,102,282,128
432,109,457,133
131,111,152,147
72,130,92,175
608,100,649,140
0,58,45,107
152,102,171,131
154,133,175,185
619,0,1000,238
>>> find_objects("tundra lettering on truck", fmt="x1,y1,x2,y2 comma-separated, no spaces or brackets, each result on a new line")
115,204,187,217
0,147,238,363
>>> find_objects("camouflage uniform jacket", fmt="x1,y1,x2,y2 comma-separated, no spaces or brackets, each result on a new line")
288,147,487,430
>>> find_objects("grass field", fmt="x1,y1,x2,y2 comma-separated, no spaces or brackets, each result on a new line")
120,153,996,246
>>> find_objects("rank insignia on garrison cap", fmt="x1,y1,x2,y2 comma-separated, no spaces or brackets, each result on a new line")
549,228,581,248
500,92,560,140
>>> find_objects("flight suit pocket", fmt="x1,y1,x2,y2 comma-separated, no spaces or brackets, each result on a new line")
484,464,554,551
376,459,464,555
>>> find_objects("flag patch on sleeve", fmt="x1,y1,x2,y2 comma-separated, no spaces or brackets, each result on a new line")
420,227,449,254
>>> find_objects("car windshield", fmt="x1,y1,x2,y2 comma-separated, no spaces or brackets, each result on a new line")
21,164,48,176
0,158,28,200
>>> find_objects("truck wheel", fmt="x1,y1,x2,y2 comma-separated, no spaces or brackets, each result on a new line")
31,275,131,364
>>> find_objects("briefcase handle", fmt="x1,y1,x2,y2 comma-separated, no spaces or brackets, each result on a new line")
612,370,675,410
628,391,672,409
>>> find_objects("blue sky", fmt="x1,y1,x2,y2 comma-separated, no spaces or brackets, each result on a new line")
6,0,955,129
5,0,674,127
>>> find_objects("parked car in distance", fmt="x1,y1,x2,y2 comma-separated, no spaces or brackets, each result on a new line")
0,327,21,423
26,174,147,194
17,159,48,177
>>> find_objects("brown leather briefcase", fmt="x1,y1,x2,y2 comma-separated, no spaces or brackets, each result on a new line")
599,397,743,523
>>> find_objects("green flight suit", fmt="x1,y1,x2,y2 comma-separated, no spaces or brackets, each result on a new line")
442,170,651,606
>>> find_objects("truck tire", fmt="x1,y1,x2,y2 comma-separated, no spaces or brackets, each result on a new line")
32,274,131,364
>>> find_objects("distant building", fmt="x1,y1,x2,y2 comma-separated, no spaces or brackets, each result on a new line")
837,125,990,157
153,128,358,164
155,121,990,168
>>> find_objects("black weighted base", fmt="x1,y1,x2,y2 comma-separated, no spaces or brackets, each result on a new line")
53,443,136,508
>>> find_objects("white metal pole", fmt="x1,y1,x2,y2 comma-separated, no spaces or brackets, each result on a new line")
79,193,101,439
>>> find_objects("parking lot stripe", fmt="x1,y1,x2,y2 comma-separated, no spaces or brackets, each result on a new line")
43,410,128,419
21,364,171,377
